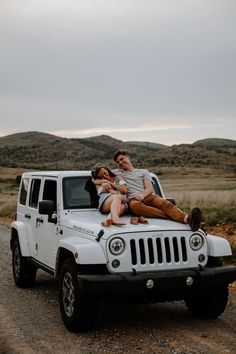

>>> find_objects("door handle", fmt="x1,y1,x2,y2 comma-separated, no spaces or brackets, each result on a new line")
36,217,44,223
25,213,31,219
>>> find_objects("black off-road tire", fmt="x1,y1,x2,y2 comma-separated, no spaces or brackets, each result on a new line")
185,285,228,319
12,238,37,287
185,256,229,319
58,258,99,332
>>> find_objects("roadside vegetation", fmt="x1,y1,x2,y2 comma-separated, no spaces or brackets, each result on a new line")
0,168,24,223
159,168,236,258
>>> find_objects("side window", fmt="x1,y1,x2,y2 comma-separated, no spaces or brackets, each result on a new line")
43,180,57,211
29,179,41,208
19,177,29,205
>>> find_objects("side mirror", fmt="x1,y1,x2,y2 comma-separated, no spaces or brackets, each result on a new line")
39,200,57,224
39,200,54,214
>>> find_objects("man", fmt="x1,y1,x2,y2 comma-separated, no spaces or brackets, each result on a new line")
113,150,202,231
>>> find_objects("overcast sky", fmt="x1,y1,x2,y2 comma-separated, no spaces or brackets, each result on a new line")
1,0,235,145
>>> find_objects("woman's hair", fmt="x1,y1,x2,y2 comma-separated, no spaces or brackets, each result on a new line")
91,163,115,179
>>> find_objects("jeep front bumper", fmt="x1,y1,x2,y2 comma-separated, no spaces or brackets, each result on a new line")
77,265,236,300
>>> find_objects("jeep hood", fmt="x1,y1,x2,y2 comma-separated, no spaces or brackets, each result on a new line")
61,210,192,240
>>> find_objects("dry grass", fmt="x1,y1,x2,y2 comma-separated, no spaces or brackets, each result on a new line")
0,168,21,221
159,167,236,192
0,167,27,182
165,190,236,209
158,170,236,256
0,193,18,218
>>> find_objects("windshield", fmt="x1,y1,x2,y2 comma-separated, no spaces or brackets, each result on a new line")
63,176,98,209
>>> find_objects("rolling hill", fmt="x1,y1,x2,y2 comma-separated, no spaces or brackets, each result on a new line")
0,131,235,173
193,138,236,147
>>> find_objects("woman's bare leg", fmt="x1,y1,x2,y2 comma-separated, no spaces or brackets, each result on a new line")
110,195,126,225
101,213,112,227
101,195,125,226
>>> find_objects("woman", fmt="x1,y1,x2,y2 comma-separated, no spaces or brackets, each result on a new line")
91,163,128,227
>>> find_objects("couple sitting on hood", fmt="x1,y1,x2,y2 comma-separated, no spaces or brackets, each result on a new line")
92,150,202,230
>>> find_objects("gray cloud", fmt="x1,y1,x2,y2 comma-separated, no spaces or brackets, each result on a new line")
0,0,235,144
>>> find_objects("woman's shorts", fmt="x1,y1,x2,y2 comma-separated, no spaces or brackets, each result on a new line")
98,193,112,212
98,193,129,214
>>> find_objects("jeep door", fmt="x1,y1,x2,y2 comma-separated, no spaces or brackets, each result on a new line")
36,178,58,269
16,175,37,255
26,177,43,258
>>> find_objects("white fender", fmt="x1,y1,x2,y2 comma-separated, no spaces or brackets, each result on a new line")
207,234,232,257
59,237,107,264
11,220,31,257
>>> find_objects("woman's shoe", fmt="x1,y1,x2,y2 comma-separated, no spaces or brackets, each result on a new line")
138,216,148,224
130,216,139,225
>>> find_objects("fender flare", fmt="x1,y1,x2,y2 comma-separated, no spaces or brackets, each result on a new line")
57,237,107,265
207,235,232,257
11,221,31,257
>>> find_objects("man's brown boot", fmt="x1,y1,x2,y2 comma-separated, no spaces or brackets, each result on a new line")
188,207,202,231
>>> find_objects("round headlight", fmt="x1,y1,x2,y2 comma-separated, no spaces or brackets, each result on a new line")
109,237,125,255
189,234,203,250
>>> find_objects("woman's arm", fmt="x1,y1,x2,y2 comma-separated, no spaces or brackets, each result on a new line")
109,182,127,194
92,177,127,195
108,177,128,195
92,178,109,185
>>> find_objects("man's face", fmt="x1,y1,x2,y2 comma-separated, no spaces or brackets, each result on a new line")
115,154,131,170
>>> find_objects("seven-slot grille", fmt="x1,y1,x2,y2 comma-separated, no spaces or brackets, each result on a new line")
130,236,188,266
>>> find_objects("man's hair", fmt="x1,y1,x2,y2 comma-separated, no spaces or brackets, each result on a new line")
113,150,130,162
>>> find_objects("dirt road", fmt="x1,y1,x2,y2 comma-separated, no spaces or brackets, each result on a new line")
0,224,236,354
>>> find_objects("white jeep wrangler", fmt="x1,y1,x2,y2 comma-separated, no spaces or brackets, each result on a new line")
10,171,236,331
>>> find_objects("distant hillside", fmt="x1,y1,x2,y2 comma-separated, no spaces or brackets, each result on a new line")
0,131,235,173
126,141,167,149
0,131,63,147
0,131,164,170
193,138,236,147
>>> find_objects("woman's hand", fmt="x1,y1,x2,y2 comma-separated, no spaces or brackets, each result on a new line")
101,182,112,192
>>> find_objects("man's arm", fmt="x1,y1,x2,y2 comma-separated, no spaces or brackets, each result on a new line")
134,180,153,201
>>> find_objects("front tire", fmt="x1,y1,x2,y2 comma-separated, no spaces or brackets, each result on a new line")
58,259,99,332
185,285,228,319
12,238,37,287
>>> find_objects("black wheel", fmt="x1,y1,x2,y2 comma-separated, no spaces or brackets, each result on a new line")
58,258,99,332
12,238,37,287
185,285,228,319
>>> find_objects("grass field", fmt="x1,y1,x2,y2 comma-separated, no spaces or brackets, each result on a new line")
160,170,236,222
0,168,26,220
159,168,236,256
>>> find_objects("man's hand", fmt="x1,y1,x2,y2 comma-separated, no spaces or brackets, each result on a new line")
134,193,145,201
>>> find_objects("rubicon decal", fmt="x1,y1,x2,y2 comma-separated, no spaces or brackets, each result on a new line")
72,225,94,235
